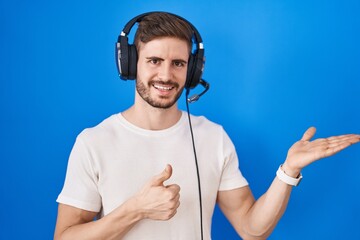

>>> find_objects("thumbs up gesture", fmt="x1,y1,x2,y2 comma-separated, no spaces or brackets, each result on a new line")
134,164,181,221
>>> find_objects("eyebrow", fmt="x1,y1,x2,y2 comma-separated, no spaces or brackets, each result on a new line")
146,56,188,63
146,56,164,61
173,59,188,64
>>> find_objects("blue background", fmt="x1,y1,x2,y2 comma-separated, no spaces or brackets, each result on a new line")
1,0,359,239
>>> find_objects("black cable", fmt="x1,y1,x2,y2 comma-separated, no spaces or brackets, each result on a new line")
185,89,204,240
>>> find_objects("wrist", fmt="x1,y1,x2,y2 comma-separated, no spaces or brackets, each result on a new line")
276,164,303,187
125,196,146,221
282,161,301,178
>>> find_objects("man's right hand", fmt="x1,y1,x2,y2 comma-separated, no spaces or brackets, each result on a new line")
134,164,181,220
54,165,180,240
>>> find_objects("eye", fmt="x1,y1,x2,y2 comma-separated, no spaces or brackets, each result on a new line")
148,58,160,65
173,61,186,68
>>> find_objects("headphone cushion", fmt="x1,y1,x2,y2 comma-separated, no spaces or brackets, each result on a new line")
128,44,138,80
187,53,204,89
119,37,129,79
186,55,195,89
190,55,204,88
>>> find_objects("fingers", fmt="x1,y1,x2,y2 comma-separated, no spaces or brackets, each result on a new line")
311,134,360,158
151,164,173,186
326,134,360,144
301,127,317,141
166,184,181,211
162,184,180,220
166,184,181,197
329,134,360,147
312,134,359,147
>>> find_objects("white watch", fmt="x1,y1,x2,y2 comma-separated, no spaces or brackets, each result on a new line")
276,165,303,186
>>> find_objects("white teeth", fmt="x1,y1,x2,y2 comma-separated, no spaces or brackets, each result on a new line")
153,84,173,90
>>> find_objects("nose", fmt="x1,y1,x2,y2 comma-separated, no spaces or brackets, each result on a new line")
157,62,173,81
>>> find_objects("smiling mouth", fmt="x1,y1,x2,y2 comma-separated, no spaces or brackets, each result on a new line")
152,82,177,91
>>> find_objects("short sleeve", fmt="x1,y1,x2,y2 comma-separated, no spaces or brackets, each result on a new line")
218,130,248,191
56,135,102,212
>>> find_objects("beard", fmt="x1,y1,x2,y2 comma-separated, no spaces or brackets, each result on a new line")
136,79,185,109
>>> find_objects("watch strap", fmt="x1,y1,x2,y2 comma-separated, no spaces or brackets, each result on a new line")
276,164,303,186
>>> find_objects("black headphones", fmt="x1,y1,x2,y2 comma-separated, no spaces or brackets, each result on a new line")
115,11,205,90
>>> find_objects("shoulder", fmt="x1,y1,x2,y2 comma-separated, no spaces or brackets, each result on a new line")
188,112,235,147
76,114,120,143
188,113,226,136
189,113,223,130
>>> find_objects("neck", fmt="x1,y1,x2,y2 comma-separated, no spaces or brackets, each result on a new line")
122,102,182,131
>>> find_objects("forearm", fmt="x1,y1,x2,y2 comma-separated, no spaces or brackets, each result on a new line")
244,163,299,238
57,198,142,240
244,177,292,238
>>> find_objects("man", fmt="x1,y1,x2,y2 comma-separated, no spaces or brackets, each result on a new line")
54,12,360,239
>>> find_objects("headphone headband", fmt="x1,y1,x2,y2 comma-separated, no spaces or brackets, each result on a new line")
121,12,204,48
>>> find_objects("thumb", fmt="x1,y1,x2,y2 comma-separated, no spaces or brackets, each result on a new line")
150,164,173,186
301,126,316,141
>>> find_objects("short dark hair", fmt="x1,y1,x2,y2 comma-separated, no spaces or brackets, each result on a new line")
134,12,193,51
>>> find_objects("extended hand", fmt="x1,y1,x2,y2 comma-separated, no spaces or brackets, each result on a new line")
135,164,180,221
283,127,360,176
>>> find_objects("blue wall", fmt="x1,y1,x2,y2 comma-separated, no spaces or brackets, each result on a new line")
1,0,359,239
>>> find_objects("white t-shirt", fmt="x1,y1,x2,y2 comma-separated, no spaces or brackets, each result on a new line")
57,111,248,240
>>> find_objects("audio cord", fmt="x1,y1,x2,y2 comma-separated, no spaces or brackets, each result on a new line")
185,88,204,240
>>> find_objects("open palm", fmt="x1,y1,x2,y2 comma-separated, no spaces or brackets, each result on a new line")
285,127,360,173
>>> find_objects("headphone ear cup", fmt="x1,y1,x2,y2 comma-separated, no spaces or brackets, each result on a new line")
186,55,195,89
127,44,138,80
191,54,204,88
116,36,130,80
186,53,204,89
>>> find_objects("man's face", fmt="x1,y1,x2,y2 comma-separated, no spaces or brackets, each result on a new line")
135,37,190,109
